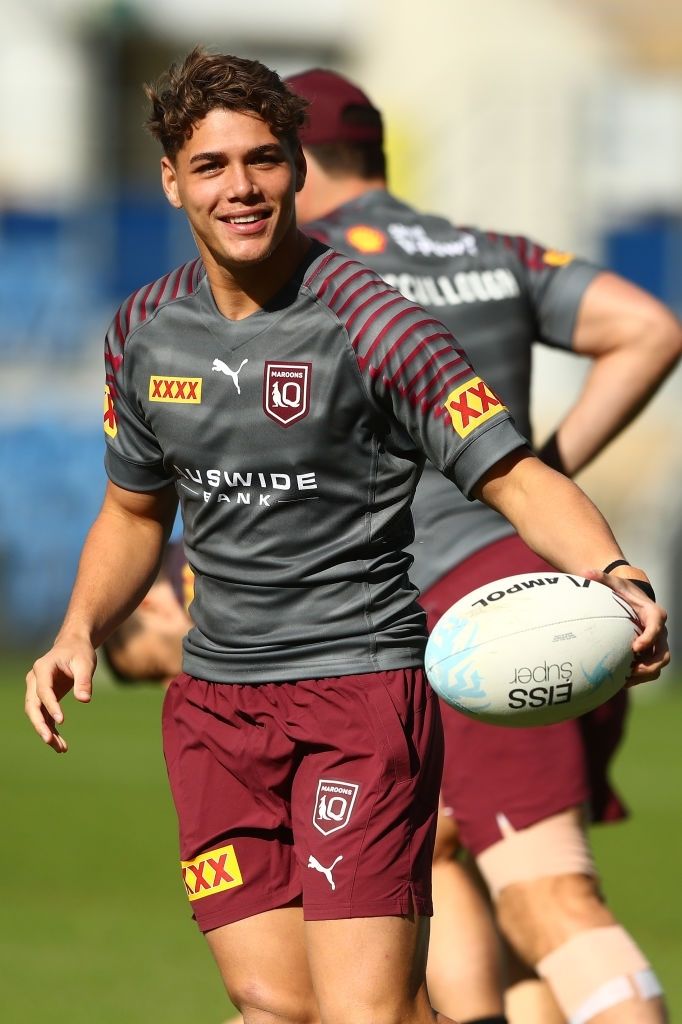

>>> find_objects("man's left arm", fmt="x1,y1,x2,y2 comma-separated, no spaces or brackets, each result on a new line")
538,272,682,475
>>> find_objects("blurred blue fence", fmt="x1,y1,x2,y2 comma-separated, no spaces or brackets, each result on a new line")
0,424,107,641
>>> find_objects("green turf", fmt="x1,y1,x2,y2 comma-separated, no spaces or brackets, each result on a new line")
3,653,681,1021
588,682,682,1003
2,655,230,1024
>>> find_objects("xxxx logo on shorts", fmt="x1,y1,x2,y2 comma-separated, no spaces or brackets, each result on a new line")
181,843,243,902
263,361,312,427
103,384,118,438
444,375,507,438
313,779,360,836
149,376,202,403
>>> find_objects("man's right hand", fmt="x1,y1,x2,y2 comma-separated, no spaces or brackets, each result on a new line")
24,638,97,753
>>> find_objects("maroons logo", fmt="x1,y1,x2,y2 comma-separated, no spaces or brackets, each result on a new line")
263,361,312,427
313,779,359,836
345,225,387,254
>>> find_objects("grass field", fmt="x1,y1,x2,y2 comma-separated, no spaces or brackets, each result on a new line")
3,652,681,1022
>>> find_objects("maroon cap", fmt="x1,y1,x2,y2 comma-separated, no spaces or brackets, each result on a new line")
286,68,383,146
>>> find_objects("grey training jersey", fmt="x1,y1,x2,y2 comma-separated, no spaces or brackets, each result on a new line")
103,241,526,682
305,191,602,590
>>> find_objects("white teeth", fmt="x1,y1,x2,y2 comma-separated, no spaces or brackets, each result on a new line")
228,214,261,224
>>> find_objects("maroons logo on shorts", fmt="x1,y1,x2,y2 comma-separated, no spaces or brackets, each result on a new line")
263,361,312,426
313,779,360,836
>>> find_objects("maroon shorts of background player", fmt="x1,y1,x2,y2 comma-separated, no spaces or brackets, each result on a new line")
419,533,629,857
162,667,443,933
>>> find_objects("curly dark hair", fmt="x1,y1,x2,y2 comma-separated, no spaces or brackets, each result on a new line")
145,47,309,160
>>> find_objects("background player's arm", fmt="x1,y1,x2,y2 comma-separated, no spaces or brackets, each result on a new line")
25,480,178,751
473,447,669,682
538,272,682,475
103,576,190,684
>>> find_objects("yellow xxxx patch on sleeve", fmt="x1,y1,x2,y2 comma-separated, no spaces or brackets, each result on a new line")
444,376,507,438
149,376,202,403
181,844,243,902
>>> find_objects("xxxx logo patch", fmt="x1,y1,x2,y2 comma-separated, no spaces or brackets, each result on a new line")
444,375,506,437
181,844,243,902
103,384,118,438
149,376,202,403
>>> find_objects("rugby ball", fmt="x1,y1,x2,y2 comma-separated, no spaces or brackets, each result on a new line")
424,573,640,727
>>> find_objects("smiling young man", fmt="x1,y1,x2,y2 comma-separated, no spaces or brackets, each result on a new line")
24,48,669,1024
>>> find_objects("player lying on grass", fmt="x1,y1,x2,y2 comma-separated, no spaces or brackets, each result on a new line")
26,48,669,1024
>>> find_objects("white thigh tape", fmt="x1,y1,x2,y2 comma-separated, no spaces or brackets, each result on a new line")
570,969,662,1024
538,927,663,1023
477,810,596,898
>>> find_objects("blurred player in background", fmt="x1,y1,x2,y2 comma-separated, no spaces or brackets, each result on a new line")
282,69,679,1024
103,541,191,685
34,47,667,1024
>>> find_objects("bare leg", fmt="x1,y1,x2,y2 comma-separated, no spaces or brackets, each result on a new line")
427,813,506,1021
206,906,319,1024
497,871,668,1022
207,904,459,1024
306,914,460,1024
503,940,563,1024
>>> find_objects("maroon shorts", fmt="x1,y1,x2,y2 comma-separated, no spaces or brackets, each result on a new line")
162,667,443,932
420,534,629,857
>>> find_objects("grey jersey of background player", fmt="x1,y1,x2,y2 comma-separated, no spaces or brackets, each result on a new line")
305,191,600,589
104,241,527,682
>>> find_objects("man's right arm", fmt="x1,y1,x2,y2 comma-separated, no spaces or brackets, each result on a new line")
24,480,178,752
537,270,682,475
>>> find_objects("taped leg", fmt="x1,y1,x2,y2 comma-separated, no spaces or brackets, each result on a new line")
476,809,667,1022
477,809,596,901
537,927,665,1023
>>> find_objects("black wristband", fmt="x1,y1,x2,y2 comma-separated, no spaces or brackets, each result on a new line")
603,558,630,574
627,579,656,601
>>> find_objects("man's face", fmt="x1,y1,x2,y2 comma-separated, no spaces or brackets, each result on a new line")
161,108,306,271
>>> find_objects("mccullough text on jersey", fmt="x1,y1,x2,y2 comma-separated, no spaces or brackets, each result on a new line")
382,267,520,307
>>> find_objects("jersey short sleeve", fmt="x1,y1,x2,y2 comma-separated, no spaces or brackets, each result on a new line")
102,262,204,492
304,250,528,498
483,232,602,351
